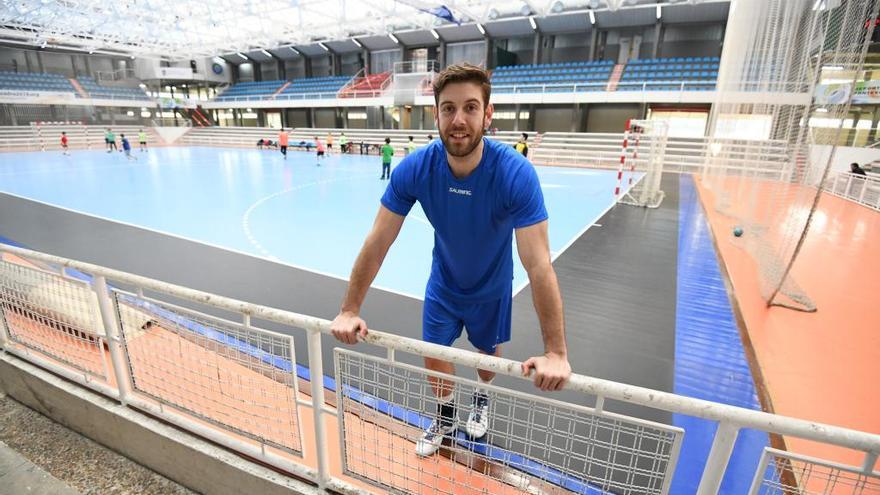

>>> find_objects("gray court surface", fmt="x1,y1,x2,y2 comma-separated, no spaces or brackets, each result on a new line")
0,175,679,425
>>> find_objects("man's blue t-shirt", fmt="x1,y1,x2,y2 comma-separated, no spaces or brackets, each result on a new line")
381,138,547,303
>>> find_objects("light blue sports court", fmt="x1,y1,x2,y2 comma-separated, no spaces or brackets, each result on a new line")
0,145,637,299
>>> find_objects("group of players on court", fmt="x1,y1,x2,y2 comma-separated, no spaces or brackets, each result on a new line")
59,128,148,160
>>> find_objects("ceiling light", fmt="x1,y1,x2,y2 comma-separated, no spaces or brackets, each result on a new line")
589,10,596,24
551,1,564,13
430,29,440,40
388,33,399,44
352,38,362,48
289,46,301,56
656,4,662,19
319,42,329,51
260,49,272,57
816,108,829,113
520,4,531,16
590,0,600,8
488,8,499,20
529,17,537,31
130,55,135,59
476,23,486,35
236,52,248,60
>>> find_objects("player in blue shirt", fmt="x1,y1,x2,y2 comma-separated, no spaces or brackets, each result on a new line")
330,65,570,457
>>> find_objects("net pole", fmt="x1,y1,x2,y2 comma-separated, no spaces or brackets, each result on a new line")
615,118,632,197
628,126,641,186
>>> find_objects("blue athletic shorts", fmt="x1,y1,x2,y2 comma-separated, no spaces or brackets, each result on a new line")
422,290,512,354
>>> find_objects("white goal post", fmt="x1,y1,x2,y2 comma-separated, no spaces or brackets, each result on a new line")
616,119,669,209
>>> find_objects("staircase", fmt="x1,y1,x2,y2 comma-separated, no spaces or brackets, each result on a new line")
605,64,625,92
270,81,291,100
68,78,90,98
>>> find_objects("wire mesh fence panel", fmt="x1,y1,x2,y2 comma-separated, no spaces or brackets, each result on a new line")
114,291,303,455
751,448,880,495
335,349,682,495
701,0,880,312
0,259,108,379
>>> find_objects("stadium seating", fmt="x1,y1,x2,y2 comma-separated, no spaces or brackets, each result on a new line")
213,76,353,101
490,60,615,93
277,76,351,99
618,56,719,91
0,71,75,93
338,72,391,98
76,76,152,100
213,80,287,101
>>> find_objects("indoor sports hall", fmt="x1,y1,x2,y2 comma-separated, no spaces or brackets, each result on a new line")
0,1,878,494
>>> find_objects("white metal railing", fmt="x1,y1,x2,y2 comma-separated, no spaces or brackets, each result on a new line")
214,91,342,103
0,243,878,495
491,80,716,95
96,68,137,82
532,134,791,177
823,171,880,211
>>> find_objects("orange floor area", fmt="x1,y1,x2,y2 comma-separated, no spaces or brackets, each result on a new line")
694,176,880,473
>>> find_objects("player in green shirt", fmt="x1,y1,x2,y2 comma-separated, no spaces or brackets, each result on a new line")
105,128,117,153
339,132,349,154
138,129,148,152
380,137,394,180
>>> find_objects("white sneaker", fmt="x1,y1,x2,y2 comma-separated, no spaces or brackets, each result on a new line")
465,393,489,439
415,419,457,457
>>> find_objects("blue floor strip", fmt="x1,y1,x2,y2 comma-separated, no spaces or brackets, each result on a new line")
671,175,769,493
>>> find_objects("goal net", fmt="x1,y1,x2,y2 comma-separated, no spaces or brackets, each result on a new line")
617,119,669,209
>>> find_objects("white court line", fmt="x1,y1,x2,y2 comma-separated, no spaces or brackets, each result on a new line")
240,173,427,301
511,173,645,298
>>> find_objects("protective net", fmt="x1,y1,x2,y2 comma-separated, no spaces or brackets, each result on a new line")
701,0,879,312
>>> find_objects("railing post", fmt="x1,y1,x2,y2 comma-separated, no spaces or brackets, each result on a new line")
697,422,740,495
92,275,133,405
0,304,10,349
857,177,868,204
307,329,331,491
747,448,771,495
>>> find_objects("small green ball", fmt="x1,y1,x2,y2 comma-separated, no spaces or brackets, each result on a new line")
733,227,743,237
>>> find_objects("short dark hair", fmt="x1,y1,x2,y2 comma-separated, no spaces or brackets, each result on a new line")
521,132,528,140
385,137,391,144
433,64,491,108
408,135,413,140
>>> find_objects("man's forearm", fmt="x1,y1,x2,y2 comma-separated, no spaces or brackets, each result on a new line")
528,264,567,357
340,238,389,314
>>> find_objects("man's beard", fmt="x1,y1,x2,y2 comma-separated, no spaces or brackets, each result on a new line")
440,125,485,158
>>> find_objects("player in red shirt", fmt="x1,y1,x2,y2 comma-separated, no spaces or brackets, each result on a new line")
60,132,70,156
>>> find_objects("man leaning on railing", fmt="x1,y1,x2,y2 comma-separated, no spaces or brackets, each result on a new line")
331,64,571,457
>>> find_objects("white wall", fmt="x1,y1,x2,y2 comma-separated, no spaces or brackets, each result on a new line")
811,144,880,174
